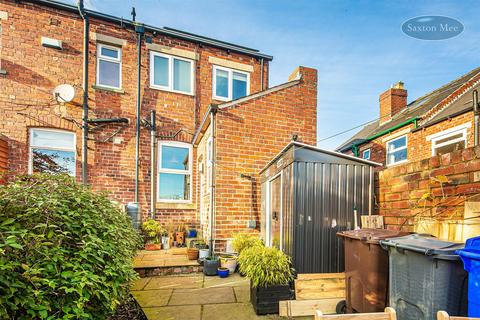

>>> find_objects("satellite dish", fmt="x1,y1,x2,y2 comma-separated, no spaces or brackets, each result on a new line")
53,84,75,103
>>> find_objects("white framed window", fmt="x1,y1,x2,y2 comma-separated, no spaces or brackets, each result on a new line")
362,149,371,160
29,128,76,176
206,137,213,190
150,51,194,95
158,141,192,202
96,43,122,89
427,123,469,156
386,135,407,166
213,65,250,101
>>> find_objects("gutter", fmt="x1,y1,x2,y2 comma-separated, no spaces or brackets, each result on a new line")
27,0,273,61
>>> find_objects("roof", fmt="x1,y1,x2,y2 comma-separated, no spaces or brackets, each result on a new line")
26,0,273,61
337,67,480,152
260,141,381,174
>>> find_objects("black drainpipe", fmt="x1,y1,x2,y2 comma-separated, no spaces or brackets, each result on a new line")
78,0,89,185
474,90,479,146
134,9,145,203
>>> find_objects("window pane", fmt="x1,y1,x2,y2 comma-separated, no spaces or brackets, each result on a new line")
31,130,75,149
363,150,370,159
161,145,189,170
435,140,465,156
98,60,120,88
435,132,463,145
173,59,191,93
101,47,119,59
32,149,75,175
158,173,190,200
389,149,407,164
388,136,406,151
215,69,229,98
232,72,247,100
154,55,169,87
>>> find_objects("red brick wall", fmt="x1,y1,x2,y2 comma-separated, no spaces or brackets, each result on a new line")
376,145,480,231
213,67,317,248
0,135,7,184
0,0,268,228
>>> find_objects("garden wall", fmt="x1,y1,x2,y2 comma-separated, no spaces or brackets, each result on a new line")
376,145,480,231
0,135,8,184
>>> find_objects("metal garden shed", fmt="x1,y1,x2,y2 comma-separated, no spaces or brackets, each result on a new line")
259,142,379,273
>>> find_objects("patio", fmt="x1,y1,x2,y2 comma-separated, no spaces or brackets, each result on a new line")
131,273,312,320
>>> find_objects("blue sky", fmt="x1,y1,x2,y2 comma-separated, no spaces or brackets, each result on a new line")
70,0,480,149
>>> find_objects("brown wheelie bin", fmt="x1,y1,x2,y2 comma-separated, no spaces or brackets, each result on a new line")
337,229,409,313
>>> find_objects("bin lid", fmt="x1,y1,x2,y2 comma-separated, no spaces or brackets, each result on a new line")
337,228,409,244
380,234,464,256
456,236,480,263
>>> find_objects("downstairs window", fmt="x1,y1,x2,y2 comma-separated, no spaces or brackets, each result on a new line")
158,142,192,202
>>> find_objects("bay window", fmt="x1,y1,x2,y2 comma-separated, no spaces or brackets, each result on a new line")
29,128,76,176
158,142,192,202
386,135,407,166
150,51,194,95
213,66,249,101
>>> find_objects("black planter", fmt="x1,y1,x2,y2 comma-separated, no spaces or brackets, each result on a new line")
250,283,294,315
203,258,219,276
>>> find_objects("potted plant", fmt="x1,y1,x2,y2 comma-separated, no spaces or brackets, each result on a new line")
187,247,199,260
175,223,186,247
203,256,220,276
232,233,263,275
142,219,163,251
167,223,175,248
238,246,294,315
160,227,170,250
220,254,238,274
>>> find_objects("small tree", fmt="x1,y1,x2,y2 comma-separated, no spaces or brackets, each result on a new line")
0,174,142,319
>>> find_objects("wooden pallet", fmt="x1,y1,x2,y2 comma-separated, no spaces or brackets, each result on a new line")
279,298,343,317
295,272,345,300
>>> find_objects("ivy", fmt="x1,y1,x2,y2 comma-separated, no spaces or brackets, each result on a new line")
0,174,142,319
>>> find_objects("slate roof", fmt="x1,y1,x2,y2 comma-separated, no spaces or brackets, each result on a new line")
337,67,480,152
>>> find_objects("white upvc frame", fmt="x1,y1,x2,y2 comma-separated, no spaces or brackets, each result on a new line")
96,43,122,89
28,128,76,176
386,135,408,166
265,172,283,250
427,122,470,156
362,148,371,160
149,51,195,95
157,141,193,203
212,65,250,101
206,136,213,191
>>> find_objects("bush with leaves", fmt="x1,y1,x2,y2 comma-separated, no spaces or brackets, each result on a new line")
231,233,263,254
238,245,294,287
0,174,142,319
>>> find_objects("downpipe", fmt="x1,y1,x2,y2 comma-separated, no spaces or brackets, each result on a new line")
134,22,145,203
150,110,157,219
474,90,479,146
78,0,89,185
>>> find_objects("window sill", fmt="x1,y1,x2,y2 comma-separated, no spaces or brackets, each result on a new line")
92,85,125,94
0,69,6,75
156,202,196,210
149,85,194,97
386,160,408,167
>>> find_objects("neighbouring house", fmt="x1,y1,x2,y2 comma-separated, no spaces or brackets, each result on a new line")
0,0,317,250
338,67,480,166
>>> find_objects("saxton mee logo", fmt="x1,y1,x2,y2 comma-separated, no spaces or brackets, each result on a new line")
402,16,464,40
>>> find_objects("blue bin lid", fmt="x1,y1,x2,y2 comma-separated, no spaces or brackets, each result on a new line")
456,236,480,264
380,234,464,257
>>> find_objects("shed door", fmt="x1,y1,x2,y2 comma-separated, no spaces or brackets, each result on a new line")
269,175,282,249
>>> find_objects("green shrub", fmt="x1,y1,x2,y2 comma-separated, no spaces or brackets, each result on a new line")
141,219,164,244
238,246,294,287
0,174,142,319
231,233,263,254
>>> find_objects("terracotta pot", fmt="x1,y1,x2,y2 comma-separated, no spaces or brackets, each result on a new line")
187,248,199,260
145,243,162,251
176,231,185,246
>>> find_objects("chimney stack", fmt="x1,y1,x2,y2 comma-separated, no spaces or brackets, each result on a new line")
379,82,407,125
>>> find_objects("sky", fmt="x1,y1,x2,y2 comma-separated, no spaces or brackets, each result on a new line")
68,0,480,150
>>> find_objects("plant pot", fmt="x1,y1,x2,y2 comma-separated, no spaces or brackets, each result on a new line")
250,283,294,315
203,258,219,276
161,236,170,250
199,249,209,260
175,231,185,246
187,248,199,260
220,256,238,274
145,243,162,251
188,229,197,238
168,233,175,248
217,267,229,278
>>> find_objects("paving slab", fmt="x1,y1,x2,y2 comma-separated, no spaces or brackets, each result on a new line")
203,273,250,288
168,287,235,305
131,289,172,308
143,305,201,320
144,274,203,290
202,302,294,320
131,277,151,291
233,286,250,303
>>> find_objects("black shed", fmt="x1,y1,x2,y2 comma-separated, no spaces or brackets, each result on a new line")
259,142,379,274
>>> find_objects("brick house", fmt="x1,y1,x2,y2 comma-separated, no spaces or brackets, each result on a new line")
338,67,480,167
0,0,317,250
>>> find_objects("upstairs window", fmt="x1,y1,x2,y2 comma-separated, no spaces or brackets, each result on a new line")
386,135,407,166
430,125,468,156
158,142,192,202
29,129,76,176
97,44,122,89
362,149,371,160
213,66,249,101
150,51,194,95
